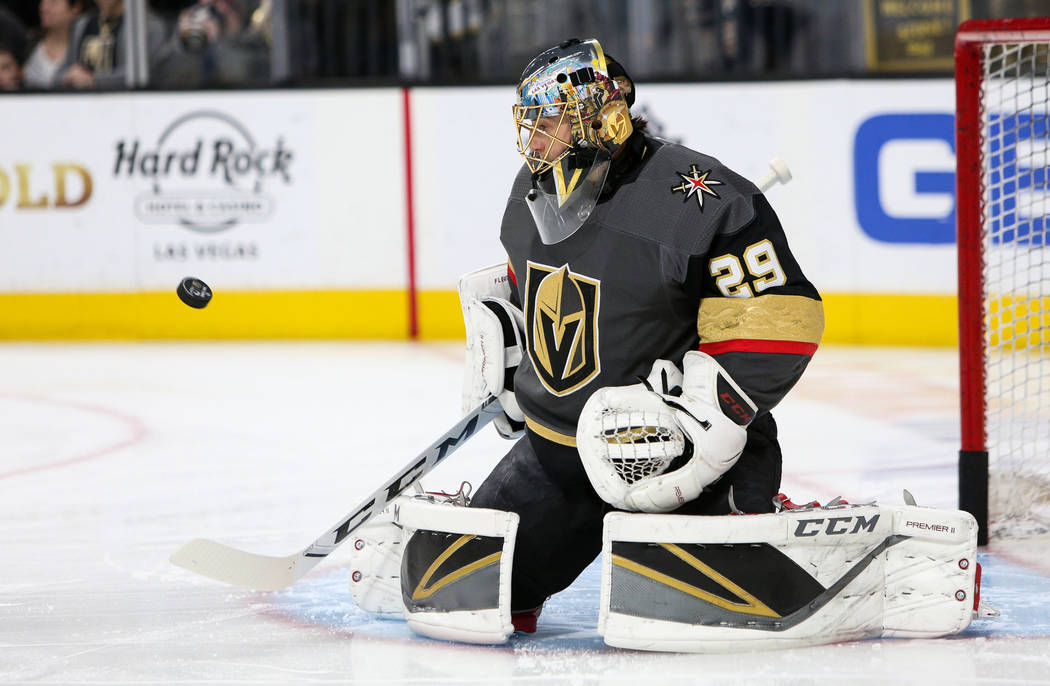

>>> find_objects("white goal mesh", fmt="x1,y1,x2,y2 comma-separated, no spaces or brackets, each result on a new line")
978,39,1050,538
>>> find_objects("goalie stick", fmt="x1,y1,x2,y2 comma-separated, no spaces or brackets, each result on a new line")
172,158,789,592
170,395,504,591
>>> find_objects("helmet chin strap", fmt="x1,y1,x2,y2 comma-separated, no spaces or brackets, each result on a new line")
532,134,606,183
567,145,599,171
531,145,593,186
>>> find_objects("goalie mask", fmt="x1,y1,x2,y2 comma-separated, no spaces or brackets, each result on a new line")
513,38,635,245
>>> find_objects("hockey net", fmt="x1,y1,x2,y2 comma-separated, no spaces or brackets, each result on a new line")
956,18,1050,544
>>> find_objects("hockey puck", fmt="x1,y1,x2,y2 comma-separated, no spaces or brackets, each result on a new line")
177,277,212,309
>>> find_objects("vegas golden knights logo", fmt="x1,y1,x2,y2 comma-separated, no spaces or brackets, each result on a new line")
524,261,601,396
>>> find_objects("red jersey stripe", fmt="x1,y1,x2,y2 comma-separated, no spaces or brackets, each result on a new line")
699,339,819,356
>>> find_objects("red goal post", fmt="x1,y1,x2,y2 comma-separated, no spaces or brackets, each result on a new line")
955,17,1050,546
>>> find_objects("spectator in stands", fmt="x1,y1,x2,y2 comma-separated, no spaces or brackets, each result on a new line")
0,8,28,91
24,0,85,89
155,0,269,87
0,39,25,91
62,0,169,89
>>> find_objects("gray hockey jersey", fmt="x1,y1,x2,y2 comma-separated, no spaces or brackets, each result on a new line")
500,135,824,447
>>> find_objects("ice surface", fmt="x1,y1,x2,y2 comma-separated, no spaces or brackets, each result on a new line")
1,342,1048,684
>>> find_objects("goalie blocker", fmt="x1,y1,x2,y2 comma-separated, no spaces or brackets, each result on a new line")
458,263,526,440
599,502,983,652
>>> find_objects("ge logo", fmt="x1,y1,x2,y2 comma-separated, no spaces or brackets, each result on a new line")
853,113,956,244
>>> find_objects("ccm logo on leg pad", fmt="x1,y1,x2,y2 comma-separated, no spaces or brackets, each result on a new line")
794,514,881,537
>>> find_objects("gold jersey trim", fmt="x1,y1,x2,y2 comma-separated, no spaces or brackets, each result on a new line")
697,294,824,345
524,415,577,447
552,164,584,207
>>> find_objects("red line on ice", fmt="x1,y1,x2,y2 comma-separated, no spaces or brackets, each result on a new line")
0,392,148,480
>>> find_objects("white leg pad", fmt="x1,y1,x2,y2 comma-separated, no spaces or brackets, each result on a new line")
883,507,980,637
347,499,408,618
599,504,979,652
398,499,518,644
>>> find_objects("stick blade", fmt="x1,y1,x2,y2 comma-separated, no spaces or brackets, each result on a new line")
170,538,311,591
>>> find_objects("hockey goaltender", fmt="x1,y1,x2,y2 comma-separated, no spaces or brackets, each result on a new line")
348,38,995,652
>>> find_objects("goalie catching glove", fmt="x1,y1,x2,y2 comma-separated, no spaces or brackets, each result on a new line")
460,263,526,439
577,351,757,512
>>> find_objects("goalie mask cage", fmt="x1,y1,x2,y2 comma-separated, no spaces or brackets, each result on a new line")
956,17,1050,546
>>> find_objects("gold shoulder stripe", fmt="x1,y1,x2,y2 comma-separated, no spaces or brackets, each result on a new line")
524,415,577,447
698,294,824,345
